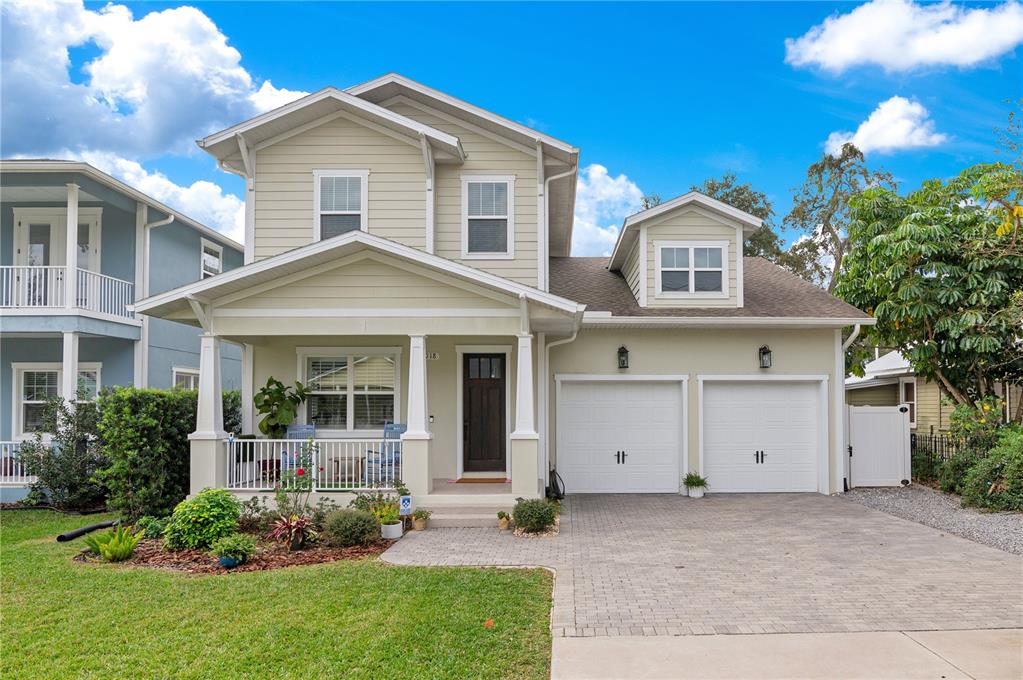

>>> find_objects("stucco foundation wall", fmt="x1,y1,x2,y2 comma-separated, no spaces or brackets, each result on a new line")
548,327,843,493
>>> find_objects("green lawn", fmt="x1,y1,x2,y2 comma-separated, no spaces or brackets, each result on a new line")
1,510,552,679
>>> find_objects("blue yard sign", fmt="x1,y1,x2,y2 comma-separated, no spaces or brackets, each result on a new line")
398,495,413,516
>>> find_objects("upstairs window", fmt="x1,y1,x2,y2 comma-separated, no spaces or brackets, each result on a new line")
655,241,728,298
314,170,369,241
201,239,223,279
462,176,514,258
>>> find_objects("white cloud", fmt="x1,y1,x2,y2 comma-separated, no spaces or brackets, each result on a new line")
81,151,245,243
785,0,1023,72
572,164,645,256
825,96,948,155
0,0,308,158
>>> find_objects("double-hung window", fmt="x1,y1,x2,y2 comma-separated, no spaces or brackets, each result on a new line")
899,377,917,429
314,170,369,241
301,348,400,433
15,364,101,438
201,238,223,279
462,176,514,258
172,368,200,390
655,241,728,298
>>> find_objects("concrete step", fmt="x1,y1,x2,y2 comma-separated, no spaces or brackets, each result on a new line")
418,504,514,528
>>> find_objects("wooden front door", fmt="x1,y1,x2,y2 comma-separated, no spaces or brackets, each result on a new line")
463,353,506,472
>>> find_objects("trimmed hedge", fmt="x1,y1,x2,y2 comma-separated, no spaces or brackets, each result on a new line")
321,509,380,547
512,499,557,533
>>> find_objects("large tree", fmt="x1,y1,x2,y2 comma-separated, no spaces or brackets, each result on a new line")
784,143,895,291
835,163,1023,409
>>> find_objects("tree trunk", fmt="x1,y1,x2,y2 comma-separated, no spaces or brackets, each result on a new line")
826,239,846,293
934,369,969,406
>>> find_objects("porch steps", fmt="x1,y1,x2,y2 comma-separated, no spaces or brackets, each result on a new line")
417,503,515,529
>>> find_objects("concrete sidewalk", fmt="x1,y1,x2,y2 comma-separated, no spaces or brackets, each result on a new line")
552,629,1023,680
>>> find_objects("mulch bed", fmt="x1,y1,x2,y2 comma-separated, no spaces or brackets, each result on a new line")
74,537,390,574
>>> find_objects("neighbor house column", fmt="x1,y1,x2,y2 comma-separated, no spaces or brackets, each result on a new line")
60,331,79,405
511,334,541,498
65,183,79,310
189,333,226,494
401,334,432,497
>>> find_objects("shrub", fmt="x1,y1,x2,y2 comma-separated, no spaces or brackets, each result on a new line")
948,397,1005,451
85,526,141,562
164,488,241,550
370,502,400,526
310,497,339,531
512,499,557,533
321,509,380,547
961,428,1023,511
97,387,239,521
209,533,257,562
349,490,398,512
135,515,169,539
266,514,316,550
237,496,276,534
938,453,978,495
19,395,107,511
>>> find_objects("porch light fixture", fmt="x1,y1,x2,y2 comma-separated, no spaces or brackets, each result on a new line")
617,345,629,370
758,345,772,369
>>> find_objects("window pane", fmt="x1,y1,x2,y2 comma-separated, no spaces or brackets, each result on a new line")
320,176,361,212
661,271,689,292
77,223,90,269
902,382,915,401
467,218,508,253
707,248,722,268
320,214,362,239
469,358,479,379
28,224,50,266
675,248,689,268
694,248,708,268
174,372,198,389
23,371,58,401
354,394,394,430
661,248,675,268
77,370,98,400
468,182,507,217
307,358,348,392
491,357,502,379
694,271,722,292
353,356,394,392
309,395,347,428
24,404,47,432
202,245,222,276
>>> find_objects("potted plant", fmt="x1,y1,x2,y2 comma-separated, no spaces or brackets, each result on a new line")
373,502,403,539
683,473,708,498
412,508,431,531
497,511,511,530
253,377,309,439
210,533,257,568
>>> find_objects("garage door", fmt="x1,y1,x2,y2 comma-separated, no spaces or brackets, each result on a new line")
703,382,819,492
557,380,682,493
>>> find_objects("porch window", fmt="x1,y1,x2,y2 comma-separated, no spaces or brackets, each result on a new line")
201,239,223,279
462,176,514,258
303,350,399,433
15,364,101,437
314,170,369,241
900,377,917,429
655,241,728,298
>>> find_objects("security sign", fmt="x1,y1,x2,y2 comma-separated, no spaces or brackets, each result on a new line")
398,495,413,516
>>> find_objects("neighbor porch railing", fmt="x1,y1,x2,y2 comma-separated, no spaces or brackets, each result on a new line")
225,438,402,492
0,442,36,486
0,266,134,319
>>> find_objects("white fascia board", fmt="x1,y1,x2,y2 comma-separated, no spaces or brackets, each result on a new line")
581,313,876,328
347,73,579,155
134,230,585,317
0,160,243,252
844,377,901,389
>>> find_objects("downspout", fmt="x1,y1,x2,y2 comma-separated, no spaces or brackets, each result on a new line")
839,323,861,493
541,309,584,489
543,164,578,291
841,323,861,351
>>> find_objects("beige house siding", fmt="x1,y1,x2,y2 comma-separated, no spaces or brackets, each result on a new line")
644,209,739,308
253,115,427,260
622,241,641,301
549,327,842,493
384,101,539,286
916,379,952,433
846,384,899,407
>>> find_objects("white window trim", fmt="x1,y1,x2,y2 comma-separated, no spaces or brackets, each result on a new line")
11,362,102,440
295,346,402,437
900,377,918,429
312,169,370,242
172,366,200,390
461,174,515,260
654,240,729,300
13,207,103,270
200,238,224,279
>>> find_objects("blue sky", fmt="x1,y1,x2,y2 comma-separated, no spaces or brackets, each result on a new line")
2,1,1021,253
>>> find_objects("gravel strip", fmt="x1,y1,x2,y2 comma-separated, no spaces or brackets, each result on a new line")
844,485,1023,555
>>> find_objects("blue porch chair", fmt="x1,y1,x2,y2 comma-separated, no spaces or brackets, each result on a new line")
366,422,405,488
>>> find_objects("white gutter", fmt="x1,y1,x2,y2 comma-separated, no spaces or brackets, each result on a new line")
543,163,578,290
582,314,876,328
842,323,862,351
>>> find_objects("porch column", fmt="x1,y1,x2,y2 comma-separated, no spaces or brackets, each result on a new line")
189,333,226,494
511,334,541,497
401,334,432,496
65,183,79,310
60,331,79,405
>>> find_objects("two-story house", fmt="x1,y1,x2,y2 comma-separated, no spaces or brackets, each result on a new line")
1,160,243,497
133,74,873,510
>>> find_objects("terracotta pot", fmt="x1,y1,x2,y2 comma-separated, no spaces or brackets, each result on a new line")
498,517,511,530
413,518,428,531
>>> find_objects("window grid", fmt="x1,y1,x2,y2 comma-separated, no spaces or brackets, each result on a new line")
462,177,514,258
173,369,200,390
17,366,100,436
305,354,396,432
315,171,368,241
201,239,223,279
657,244,726,296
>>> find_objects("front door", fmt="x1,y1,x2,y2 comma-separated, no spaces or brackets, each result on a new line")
463,353,506,473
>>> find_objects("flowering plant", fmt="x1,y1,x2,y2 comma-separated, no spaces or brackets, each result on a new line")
267,514,316,550
275,438,318,516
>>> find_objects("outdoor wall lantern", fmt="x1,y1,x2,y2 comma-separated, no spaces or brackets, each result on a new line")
617,345,629,370
758,345,772,369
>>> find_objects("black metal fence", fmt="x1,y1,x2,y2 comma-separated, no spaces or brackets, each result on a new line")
910,432,985,480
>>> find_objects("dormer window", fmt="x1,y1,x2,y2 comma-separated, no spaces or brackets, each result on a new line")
314,170,369,241
461,175,514,259
655,241,728,298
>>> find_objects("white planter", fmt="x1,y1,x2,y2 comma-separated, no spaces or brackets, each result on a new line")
381,522,403,540
687,486,705,499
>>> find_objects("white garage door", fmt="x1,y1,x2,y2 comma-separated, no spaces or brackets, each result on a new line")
703,382,820,492
557,380,682,493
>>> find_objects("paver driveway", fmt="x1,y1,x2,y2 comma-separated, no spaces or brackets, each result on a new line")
383,494,1023,637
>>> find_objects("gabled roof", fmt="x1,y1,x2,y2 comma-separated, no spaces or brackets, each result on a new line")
609,191,763,271
197,87,465,168
134,230,585,322
845,351,912,388
0,159,242,251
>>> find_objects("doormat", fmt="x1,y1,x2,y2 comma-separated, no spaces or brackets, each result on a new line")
452,478,509,484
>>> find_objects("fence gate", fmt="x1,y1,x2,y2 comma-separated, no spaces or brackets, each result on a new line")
847,405,911,487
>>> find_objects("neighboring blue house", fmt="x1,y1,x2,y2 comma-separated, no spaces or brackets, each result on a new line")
1,160,243,498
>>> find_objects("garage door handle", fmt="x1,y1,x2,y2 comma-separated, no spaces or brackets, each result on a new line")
761,451,767,462
614,451,620,464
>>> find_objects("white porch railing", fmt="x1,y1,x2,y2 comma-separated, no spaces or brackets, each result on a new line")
226,438,402,492
0,442,36,486
0,266,134,319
